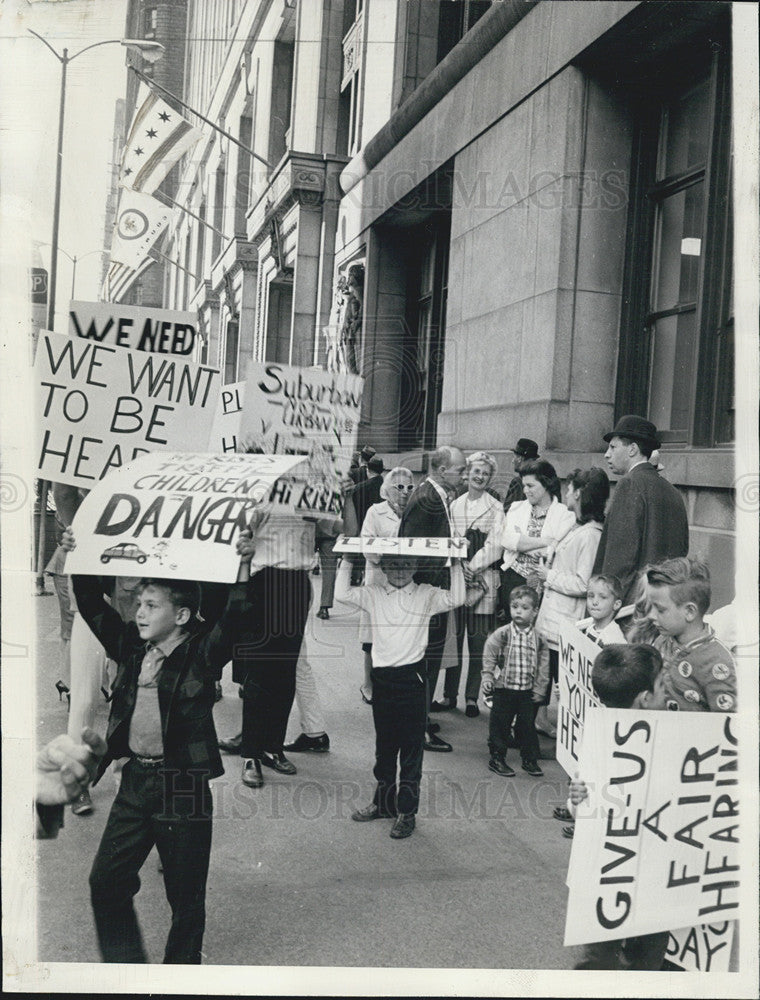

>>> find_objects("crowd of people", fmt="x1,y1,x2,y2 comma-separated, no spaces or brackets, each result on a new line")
39,414,739,969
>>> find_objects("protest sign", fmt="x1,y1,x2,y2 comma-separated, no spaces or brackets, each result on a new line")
69,301,200,356
665,921,735,972
209,380,246,453
564,710,739,946
333,535,467,557
35,331,220,487
238,360,362,486
65,451,307,582
556,622,603,777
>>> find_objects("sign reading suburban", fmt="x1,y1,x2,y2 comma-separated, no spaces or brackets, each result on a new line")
65,451,307,582
564,710,739,946
69,300,199,356
35,331,220,487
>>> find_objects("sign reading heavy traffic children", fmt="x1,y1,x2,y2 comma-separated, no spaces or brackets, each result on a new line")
69,301,200,356
556,621,604,777
35,331,220,487
237,361,363,516
65,451,307,582
564,710,739,946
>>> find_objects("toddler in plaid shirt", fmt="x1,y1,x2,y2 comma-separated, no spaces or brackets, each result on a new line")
481,585,549,777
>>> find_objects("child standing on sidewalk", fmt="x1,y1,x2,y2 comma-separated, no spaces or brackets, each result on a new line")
336,552,473,838
481,585,549,777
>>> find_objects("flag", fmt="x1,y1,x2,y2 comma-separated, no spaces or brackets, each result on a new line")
120,83,203,193
101,257,155,303
110,189,171,269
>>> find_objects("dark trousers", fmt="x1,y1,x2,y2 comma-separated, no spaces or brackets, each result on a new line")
370,663,427,816
237,568,311,758
424,611,449,724
316,536,338,608
89,759,212,964
445,607,493,703
574,932,670,970
488,687,540,763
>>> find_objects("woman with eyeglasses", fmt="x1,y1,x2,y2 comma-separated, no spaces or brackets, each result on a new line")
437,452,503,717
356,467,415,703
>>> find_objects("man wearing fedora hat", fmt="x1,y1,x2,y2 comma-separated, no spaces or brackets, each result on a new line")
593,415,689,605
502,438,540,512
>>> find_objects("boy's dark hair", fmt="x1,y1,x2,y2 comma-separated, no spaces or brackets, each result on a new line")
137,579,203,628
509,584,540,609
592,644,662,708
518,458,561,501
645,557,711,615
588,573,623,603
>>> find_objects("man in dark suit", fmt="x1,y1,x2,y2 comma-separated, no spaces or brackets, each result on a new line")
593,415,689,605
398,445,466,752
502,437,539,511
349,445,376,485
351,455,385,529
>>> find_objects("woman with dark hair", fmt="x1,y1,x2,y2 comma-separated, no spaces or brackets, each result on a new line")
468,458,575,622
533,467,610,735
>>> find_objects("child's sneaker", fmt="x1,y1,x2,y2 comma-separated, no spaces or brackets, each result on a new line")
488,755,515,777
522,760,543,777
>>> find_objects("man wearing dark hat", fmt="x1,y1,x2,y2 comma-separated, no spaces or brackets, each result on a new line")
502,438,539,512
593,415,689,605
350,446,376,486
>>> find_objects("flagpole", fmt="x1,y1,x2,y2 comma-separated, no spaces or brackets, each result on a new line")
149,247,202,286
153,190,228,240
128,64,273,171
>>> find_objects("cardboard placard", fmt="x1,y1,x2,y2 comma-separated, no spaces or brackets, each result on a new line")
333,535,467,557
35,331,220,487
210,380,246,453
556,622,603,777
665,921,736,972
564,710,739,946
64,451,308,582
69,301,200,356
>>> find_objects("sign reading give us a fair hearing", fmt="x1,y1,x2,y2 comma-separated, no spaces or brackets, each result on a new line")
69,301,199,355
35,331,220,487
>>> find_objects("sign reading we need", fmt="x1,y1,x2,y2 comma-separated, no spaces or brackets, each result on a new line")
65,451,307,582
69,301,199,356
35,331,220,487
564,710,739,947
556,622,604,777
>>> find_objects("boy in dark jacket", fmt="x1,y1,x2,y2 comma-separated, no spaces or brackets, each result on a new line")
65,527,253,964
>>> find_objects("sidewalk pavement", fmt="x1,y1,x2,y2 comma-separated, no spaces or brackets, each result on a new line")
35,576,575,969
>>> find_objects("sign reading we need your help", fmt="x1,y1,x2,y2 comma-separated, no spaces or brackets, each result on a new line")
69,301,199,356
556,622,604,777
564,710,739,947
65,451,307,583
35,331,220,487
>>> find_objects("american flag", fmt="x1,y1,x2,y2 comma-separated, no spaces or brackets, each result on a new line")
101,257,155,303
120,83,203,194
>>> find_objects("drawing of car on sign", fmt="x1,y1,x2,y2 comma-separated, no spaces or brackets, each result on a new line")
100,543,148,565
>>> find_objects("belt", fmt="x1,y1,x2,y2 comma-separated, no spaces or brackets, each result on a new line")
130,754,165,768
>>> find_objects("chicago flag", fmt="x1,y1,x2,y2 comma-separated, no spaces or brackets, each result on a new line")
120,83,203,193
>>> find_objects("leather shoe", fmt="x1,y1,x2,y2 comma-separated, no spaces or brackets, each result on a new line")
72,789,93,815
389,814,415,839
260,751,297,775
562,824,575,839
430,698,455,712
488,756,515,777
241,758,263,788
218,732,242,754
284,732,330,753
522,760,544,777
427,721,441,734
351,803,393,822
316,606,330,620
424,732,452,752
465,703,480,718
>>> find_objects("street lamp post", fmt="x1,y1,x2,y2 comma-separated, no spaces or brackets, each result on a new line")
28,30,164,593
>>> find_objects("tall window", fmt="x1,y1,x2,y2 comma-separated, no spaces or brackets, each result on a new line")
436,0,491,63
338,0,364,156
212,162,226,262
194,199,206,282
616,35,732,446
224,317,239,384
268,40,294,168
235,110,253,235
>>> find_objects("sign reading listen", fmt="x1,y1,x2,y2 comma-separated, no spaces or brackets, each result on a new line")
35,331,220,487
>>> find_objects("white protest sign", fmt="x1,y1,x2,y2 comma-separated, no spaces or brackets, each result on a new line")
238,360,363,486
665,921,735,972
564,710,739,946
556,622,603,777
69,301,199,356
65,451,307,582
333,535,467,557
209,380,246,453
35,331,220,487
